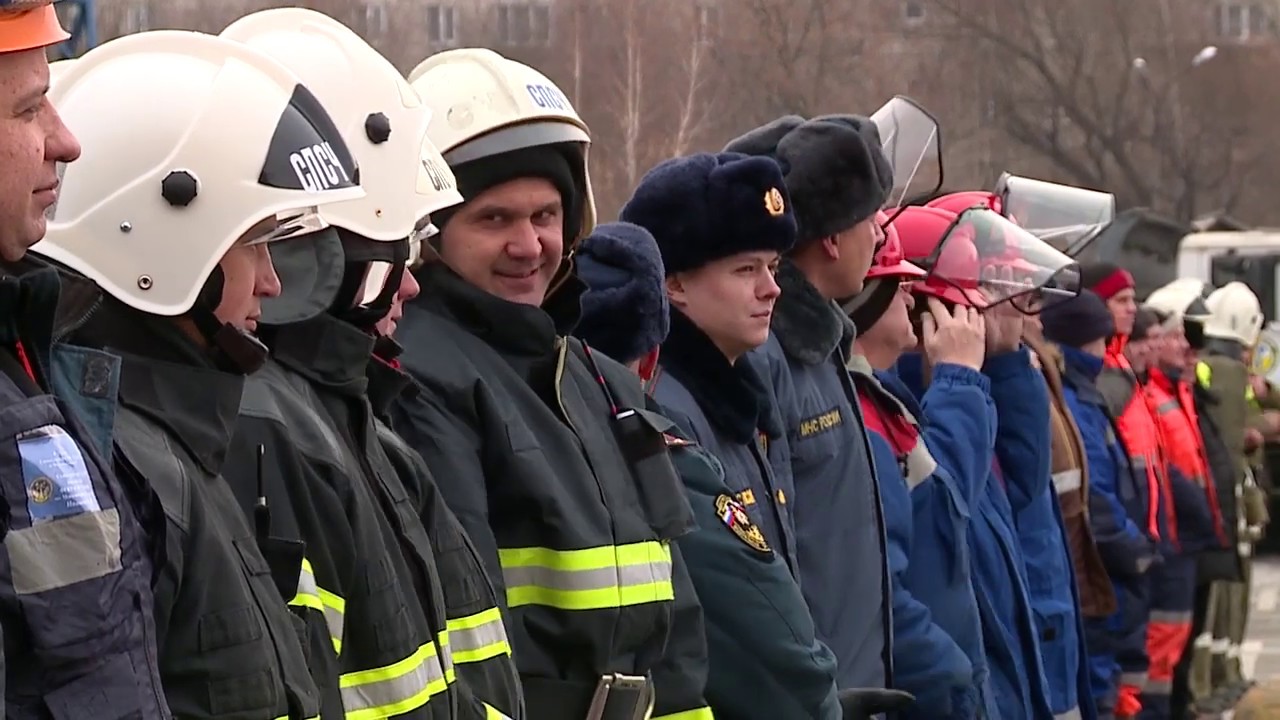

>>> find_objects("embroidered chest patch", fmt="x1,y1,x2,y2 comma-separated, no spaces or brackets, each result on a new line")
798,407,843,439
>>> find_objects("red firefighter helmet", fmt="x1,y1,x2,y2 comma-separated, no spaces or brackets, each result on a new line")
890,206,989,308
866,210,927,280
926,191,1003,216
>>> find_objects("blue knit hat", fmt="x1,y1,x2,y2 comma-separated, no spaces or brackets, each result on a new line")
574,222,669,364
1042,289,1115,348
619,152,797,274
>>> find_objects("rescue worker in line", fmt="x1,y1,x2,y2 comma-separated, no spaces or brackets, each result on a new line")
1082,263,1172,717
38,29,368,718
893,205,1057,719
1147,280,1240,718
721,116,893,693
391,49,711,720
1196,281,1266,703
844,210,999,719
570,219,912,720
217,11,509,717
928,191,1115,720
0,3,169,716
619,151,791,599
1047,290,1157,720
1137,299,1224,719
368,240,525,717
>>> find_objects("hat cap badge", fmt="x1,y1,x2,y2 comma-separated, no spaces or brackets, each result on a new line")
764,187,785,217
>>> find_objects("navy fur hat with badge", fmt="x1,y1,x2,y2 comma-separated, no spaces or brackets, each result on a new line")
618,152,797,274
726,113,892,246
574,222,669,364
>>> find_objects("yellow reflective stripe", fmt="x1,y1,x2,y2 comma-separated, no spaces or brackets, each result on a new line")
1196,362,1212,387
652,708,716,720
499,541,675,611
288,558,345,654
274,715,320,720
340,642,449,720
446,606,512,664
484,703,514,719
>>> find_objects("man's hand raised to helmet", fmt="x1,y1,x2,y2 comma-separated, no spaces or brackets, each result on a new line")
984,301,1025,354
923,297,986,371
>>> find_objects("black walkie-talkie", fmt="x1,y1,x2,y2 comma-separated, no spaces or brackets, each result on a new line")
254,444,270,541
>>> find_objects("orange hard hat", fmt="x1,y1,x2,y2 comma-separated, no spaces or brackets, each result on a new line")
0,0,69,55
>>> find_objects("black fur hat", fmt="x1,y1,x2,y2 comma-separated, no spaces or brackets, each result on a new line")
619,152,797,274
727,114,892,246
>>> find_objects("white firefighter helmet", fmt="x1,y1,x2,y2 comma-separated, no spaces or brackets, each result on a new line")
407,48,596,244
35,30,364,316
1204,281,1264,347
1144,278,1211,329
48,57,76,87
222,8,462,242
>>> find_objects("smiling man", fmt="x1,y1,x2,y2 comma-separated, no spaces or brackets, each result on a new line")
391,49,713,720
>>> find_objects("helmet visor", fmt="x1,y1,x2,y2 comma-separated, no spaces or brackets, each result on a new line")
870,96,942,210
923,207,1081,312
995,173,1115,232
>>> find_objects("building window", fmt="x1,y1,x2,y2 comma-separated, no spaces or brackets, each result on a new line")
426,5,458,45
496,3,551,46
123,4,150,33
1216,2,1272,41
366,1,389,35
695,3,718,43
903,0,926,25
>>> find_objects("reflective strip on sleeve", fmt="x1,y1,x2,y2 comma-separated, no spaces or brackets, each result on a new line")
445,606,512,664
1052,468,1083,494
1155,399,1180,415
499,541,675,611
652,707,716,720
484,703,514,719
340,642,450,720
1196,362,1212,388
288,558,346,654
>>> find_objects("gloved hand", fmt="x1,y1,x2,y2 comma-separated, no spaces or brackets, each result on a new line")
837,688,915,719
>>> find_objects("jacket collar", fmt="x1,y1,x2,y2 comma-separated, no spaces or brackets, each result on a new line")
771,259,852,365
848,353,918,424
1204,337,1246,362
366,344,418,420
410,262,559,359
1059,345,1109,406
659,308,780,444
263,313,372,398
117,350,243,476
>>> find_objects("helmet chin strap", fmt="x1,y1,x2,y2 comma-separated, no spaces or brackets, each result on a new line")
188,266,270,374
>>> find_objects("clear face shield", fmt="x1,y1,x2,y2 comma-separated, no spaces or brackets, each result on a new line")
871,96,943,227
923,207,1081,313
994,173,1116,258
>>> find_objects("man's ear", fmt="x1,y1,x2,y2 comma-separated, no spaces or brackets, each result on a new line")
822,234,841,261
666,273,687,308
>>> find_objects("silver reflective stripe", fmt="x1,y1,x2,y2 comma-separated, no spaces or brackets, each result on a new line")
1130,454,1148,472
1149,609,1193,624
7,508,122,594
1054,707,1083,720
340,642,448,717
1144,678,1173,695
502,563,668,592
289,559,345,652
1155,399,1180,415
1120,671,1148,686
1052,468,1083,494
903,439,937,490
447,607,512,664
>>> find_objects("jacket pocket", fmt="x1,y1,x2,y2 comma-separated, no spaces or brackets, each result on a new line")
613,408,694,540
43,651,143,720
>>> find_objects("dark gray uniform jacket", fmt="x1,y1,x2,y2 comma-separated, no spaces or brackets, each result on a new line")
65,297,318,720
758,262,891,690
368,348,524,718
389,264,711,720
659,417,843,720
225,314,476,719
0,262,168,719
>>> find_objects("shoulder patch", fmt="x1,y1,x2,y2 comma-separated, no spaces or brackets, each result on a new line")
715,494,771,554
